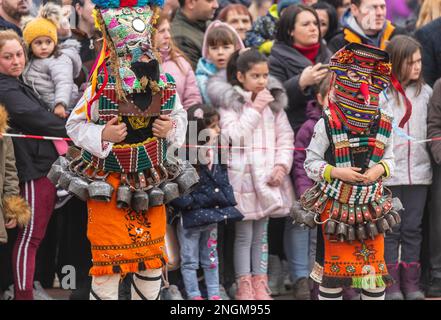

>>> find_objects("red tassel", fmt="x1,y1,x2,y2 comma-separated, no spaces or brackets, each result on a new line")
391,74,412,128
359,82,370,106
329,101,342,130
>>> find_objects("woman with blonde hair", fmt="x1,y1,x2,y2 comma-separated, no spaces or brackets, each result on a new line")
0,29,67,300
416,0,441,29
154,13,202,110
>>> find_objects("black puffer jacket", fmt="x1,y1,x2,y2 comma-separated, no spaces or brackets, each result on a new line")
170,160,243,229
0,73,67,183
415,17,441,87
269,41,331,134
0,16,22,36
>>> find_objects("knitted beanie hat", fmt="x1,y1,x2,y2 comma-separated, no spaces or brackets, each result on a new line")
22,3,62,46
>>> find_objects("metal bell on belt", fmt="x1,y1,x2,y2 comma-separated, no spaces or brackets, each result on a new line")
347,225,356,242
68,177,90,202
88,180,114,202
160,181,180,204
325,220,337,238
116,185,132,209
47,164,64,185
58,171,75,190
356,224,368,241
290,202,303,223
148,186,165,207
175,161,199,194
385,213,397,228
336,222,348,242
131,190,149,212
376,217,391,234
390,210,401,224
302,211,317,229
366,221,379,240
58,156,70,170
392,197,404,212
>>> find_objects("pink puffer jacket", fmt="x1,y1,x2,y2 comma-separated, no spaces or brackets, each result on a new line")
160,51,202,110
207,74,295,220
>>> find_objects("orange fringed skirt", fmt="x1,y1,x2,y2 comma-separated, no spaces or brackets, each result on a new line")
86,173,168,276
311,202,393,289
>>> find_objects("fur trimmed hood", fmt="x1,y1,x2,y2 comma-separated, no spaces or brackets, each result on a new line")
207,72,288,114
0,105,8,134
202,20,245,59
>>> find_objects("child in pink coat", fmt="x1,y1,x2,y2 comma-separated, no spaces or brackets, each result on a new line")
207,48,295,300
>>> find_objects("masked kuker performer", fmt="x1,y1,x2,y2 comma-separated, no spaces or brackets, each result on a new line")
48,0,195,300
292,43,412,300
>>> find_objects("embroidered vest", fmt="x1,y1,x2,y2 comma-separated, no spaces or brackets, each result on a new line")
81,72,176,174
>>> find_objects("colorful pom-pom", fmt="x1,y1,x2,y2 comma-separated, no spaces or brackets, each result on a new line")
91,0,163,8
92,0,119,8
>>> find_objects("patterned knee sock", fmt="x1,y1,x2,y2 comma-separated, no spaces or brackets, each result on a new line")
318,286,343,300
361,287,386,300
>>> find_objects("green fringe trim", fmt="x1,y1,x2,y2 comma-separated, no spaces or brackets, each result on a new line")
321,274,394,289
352,275,387,289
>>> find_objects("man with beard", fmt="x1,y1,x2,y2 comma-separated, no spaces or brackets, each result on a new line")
171,0,219,69
0,0,30,35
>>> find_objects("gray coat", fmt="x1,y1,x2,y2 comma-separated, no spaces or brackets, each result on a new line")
23,39,82,111
380,84,433,186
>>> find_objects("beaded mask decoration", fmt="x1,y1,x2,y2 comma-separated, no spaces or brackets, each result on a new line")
329,43,392,133
100,6,158,94
81,0,165,121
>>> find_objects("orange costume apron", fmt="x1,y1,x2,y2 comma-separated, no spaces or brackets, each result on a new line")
87,173,167,276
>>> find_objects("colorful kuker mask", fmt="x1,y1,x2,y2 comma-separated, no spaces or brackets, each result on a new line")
90,0,164,112
329,43,392,133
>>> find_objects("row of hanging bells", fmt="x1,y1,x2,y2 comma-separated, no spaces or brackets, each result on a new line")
48,152,199,212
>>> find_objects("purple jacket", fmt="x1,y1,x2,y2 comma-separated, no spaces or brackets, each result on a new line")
291,100,322,198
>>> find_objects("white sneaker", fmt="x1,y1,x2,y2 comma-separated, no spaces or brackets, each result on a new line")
2,285,14,300
33,281,54,300
1,282,54,300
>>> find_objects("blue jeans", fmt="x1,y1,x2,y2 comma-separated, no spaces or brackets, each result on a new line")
284,217,311,283
177,222,219,299
234,218,269,277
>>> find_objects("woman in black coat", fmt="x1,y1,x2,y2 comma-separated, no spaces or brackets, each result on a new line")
269,4,331,134
0,30,67,300
268,4,332,300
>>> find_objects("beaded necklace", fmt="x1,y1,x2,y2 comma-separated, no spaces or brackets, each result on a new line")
325,103,392,168
318,105,392,205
